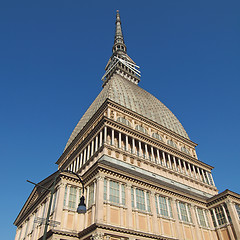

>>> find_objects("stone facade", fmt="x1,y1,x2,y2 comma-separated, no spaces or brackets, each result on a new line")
14,11,240,240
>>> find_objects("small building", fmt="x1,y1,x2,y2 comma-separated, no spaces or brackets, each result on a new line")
14,11,240,240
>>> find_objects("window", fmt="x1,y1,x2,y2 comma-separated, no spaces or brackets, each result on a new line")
196,208,208,227
235,204,240,219
211,204,231,227
117,117,131,127
64,185,82,210
152,132,162,141
131,187,151,212
88,183,95,207
155,195,172,218
181,147,190,154
167,140,177,148
51,190,58,214
104,179,126,205
177,202,192,223
69,187,77,209
135,125,148,134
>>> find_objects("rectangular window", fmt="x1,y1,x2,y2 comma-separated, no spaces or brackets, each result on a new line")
104,179,107,201
121,184,126,205
215,206,227,225
235,204,240,220
131,187,151,212
104,179,125,205
88,183,94,207
64,185,68,207
196,208,208,227
109,181,119,203
136,188,145,211
69,187,77,209
51,190,58,214
177,202,192,223
155,195,172,218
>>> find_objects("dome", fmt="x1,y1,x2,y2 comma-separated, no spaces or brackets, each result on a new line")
65,74,189,150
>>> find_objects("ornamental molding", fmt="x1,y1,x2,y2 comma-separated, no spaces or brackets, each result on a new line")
104,143,215,192
97,162,207,205
104,118,211,170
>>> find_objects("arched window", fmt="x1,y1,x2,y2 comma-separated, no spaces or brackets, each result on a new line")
181,147,190,155
167,140,177,149
135,125,148,134
117,117,131,127
152,132,162,141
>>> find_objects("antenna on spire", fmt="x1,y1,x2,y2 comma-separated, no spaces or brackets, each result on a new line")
113,10,127,53
102,11,140,86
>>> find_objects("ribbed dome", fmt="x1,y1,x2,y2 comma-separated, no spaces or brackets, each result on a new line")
65,74,189,150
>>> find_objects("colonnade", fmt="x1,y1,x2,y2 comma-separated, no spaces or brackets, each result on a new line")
67,126,215,187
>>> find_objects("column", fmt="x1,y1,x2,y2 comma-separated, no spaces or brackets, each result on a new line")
95,176,104,223
178,158,183,173
99,130,103,147
87,144,90,161
172,198,180,238
119,132,122,149
210,173,215,186
197,167,202,181
145,144,149,159
173,156,177,171
192,165,197,179
139,141,142,157
73,160,76,172
76,156,79,171
166,197,171,217
156,149,160,165
126,184,133,228
83,148,87,164
188,163,193,177
205,171,211,185
151,147,154,162
91,140,94,156
104,126,107,143
222,204,235,239
183,160,188,175
162,151,167,167
167,154,172,169
132,138,135,154
150,192,158,234
125,135,128,152
212,208,219,227
201,169,207,183
95,135,98,151
111,129,114,145
192,206,201,240
226,200,240,239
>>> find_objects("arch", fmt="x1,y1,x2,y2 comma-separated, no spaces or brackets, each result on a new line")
167,140,177,149
181,147,190,155
117,117,131,127
152,132,162,141
135,125,148,134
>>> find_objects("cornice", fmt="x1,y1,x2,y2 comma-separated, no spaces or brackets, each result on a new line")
96,159,208,205
107,99,197,147
104,118,213,170
104,143,216,192
78,223,178,240
207,189,240,206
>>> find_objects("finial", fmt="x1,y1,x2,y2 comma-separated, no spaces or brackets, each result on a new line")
113,10,127,53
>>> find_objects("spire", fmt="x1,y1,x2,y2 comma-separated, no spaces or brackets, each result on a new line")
102,11,141,86
113,10,127,53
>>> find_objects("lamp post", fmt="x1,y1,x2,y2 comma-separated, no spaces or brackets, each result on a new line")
27,169,86,240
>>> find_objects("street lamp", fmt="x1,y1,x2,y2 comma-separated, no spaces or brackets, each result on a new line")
27,169,86,240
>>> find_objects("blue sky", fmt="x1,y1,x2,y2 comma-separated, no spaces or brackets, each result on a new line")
0,1,239,238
